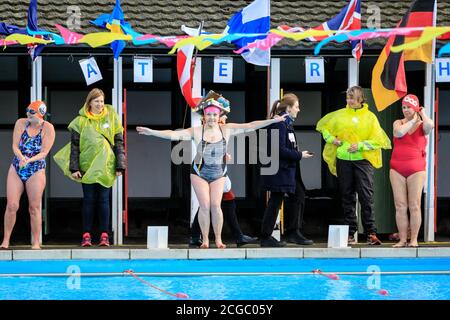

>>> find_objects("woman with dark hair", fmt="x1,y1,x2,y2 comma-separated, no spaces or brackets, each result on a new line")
260,93,314,247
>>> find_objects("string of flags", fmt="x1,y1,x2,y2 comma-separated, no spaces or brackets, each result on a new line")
2,0,450,111
1,0,450,61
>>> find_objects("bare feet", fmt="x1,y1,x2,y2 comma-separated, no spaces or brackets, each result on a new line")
0,241,9,249
215,241,226,249
408,241,419,248
392,241,408,248
31,244,41,250
200,241,209,249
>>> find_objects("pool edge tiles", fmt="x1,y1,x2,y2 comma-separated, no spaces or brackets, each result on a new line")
360,248,417,258
188,248,246,259
303,248,361,258
1,247,450,261
71,249,130,260
246,248,304,259
418,247,450,257
0,250,12,261
13,249,72,260
130,249,188,259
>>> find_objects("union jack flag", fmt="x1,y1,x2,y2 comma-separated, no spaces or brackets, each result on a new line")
279,0,363,61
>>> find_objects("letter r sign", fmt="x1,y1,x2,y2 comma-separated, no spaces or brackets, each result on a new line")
305,57,325,83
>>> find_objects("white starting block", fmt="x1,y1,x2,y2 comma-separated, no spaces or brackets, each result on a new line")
327,225,349,248
147,226,168,249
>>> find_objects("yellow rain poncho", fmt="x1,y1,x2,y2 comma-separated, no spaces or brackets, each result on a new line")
53,104,123,188
316,104,391,176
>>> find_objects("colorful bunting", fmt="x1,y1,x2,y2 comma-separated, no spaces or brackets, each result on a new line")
0,0,448,61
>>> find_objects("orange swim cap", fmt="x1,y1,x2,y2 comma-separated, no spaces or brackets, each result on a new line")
27,101,47,119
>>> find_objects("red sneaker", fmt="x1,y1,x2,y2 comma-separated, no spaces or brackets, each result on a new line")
99,232,110,247
367,233,382,245
81,232,92,247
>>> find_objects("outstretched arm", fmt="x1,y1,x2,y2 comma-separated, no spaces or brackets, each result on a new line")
225,114,288,135
136,126,193,141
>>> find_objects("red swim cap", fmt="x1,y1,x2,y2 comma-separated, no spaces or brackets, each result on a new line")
402,94,420,112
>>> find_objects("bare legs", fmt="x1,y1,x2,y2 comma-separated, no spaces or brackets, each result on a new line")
26,170,46,249
1,166,46,249
406,172,426,247
390,169,425,247
1,166,23,249
190,174,226,249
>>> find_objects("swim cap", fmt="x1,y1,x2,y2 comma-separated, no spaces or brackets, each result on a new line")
402,94,420,112
27,100,47,119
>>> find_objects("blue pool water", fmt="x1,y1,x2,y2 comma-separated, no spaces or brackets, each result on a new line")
1,258,450,300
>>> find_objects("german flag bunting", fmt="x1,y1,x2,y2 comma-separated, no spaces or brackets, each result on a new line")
372,0,436,112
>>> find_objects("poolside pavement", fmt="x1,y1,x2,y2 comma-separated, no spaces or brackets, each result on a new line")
2,243,450,260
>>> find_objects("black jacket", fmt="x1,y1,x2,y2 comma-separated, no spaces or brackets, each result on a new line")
260,114,305,193
69,131,126,173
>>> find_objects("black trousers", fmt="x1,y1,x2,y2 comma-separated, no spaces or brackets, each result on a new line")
336,159,377,236
82,183,111,234
191,199,243,240
260,178,306,239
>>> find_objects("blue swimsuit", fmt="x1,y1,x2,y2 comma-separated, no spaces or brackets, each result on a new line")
12,122,46,182
191,125,227,183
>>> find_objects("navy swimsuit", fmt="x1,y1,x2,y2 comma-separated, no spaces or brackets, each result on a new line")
12,122,46,182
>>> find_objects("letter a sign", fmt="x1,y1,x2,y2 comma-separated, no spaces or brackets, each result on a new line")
79,57,103,86
305,57,324,83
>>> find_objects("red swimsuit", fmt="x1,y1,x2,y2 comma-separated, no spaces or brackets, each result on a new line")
390,122,427,178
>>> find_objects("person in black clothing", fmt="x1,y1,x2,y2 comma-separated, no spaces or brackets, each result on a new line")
190,176,258,247
260,93,314,247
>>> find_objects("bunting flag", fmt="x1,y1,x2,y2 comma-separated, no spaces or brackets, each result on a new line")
3,33,51,45
137,34,189,47
0,22,26,35
371,0,436,111
27,0,47,60
78,32,132,47
177,25,202,108
279,0,363,61
0,39,19,46
439,42,450,57
391,26,450,53
55,24,83,44
224,0,271,66
314,27,424,56
90,0,136,59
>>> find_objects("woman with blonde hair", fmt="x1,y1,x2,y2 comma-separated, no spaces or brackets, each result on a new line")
316,86,391,245
54,88,126,247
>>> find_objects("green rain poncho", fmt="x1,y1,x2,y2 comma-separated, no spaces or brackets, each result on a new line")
53,104,123,188
316,103,391,176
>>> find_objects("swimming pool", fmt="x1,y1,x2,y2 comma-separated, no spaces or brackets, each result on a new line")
1,258,449,300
